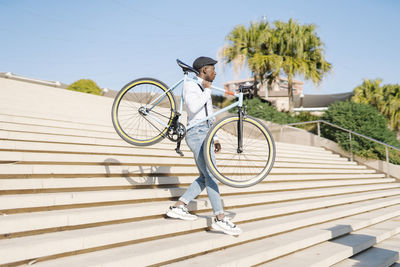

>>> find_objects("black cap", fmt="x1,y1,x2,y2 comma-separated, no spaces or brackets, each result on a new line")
192,56,218,71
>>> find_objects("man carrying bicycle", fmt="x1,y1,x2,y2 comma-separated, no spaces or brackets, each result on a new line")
166,56,242,236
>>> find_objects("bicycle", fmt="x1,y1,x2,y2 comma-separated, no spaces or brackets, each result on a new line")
111,59,276,188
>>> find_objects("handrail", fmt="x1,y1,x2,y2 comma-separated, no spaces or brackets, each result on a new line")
285,120,400,151
279,120,400,178
1,72,64,87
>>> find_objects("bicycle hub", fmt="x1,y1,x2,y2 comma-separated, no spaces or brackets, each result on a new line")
138,107,147,116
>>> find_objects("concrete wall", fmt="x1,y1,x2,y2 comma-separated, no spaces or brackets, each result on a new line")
0,77,115,124
268,124,400,180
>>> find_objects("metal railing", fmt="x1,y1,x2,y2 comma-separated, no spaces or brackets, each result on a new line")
0,72,64,88
279,120,400,178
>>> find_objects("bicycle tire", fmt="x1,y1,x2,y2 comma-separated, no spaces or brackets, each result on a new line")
111,77,176,146
203,115,275,188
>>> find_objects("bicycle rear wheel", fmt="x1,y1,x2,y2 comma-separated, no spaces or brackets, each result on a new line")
111,78,175,146
204,115,275,188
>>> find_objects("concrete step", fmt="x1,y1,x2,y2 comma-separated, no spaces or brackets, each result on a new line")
0,110,110,128
1,113,326,152
0,121,185,146
0,119,334,154
0,140,352,165
0,138,332,156
0,174,386,190
14,195,400,267
0,128,128,148
0,164,377,177
1,182,398,213
1,130,342,161
0,113,111,132
167,204,400,267
0,101,179,126
1,127,151,147
0,121,119,139
261,216,400,266
0,108,110,128
0,145,347,167
0,151,365,170
2,187,400,238
0,143,350,169
0,115,112,135
0,110,177,131
333,233,400,267
0,150,354,167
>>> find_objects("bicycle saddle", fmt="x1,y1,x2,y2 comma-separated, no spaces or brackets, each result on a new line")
176,59,199,75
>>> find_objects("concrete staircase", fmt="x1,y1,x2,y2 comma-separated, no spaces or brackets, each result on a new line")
1,77,399,267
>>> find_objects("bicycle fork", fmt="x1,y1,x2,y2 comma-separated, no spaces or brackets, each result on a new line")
237,89,245,154
237,106,244,153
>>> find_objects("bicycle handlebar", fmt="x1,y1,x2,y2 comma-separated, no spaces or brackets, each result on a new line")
239,84,254,92
224,84,254,96
225,91,235,96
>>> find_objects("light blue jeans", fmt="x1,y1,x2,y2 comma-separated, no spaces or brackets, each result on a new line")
179,123,224,215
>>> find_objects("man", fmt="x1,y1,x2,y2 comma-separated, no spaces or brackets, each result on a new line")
166,56,242,236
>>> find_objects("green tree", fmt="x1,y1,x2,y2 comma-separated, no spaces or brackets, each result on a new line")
321,101,400,164
230,97,319,133
242,97,298,124
67,79,102,95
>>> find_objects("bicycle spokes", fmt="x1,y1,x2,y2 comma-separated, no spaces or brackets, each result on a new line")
112,78,175,146
204,115,275,188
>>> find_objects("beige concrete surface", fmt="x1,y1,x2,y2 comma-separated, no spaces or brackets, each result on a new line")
333,233,400,267
170,205,400,267
1,187,399,237
23,196,400,267
1,77,399,266
2,183,398,211
263,216,400,267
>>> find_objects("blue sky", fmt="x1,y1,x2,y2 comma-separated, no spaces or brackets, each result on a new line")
0,0,399,95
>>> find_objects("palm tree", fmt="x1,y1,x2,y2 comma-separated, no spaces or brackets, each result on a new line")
382,84,400,131
220,21,272,96
250,19,332,110
353,80,400,131
221,18,332,110
352,78,383,106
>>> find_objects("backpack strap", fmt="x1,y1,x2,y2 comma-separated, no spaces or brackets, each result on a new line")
197,84,209,126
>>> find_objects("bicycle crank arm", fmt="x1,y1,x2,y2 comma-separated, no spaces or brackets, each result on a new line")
175,140,184,157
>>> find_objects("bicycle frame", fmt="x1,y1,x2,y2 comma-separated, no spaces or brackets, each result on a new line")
112,69,275,186
143,73,243,131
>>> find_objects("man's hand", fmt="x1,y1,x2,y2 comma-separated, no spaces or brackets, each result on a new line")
214,140,221,153
202,80,212,89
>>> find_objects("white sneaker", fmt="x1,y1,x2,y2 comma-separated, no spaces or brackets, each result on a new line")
166,205,197,221
211,217,242,235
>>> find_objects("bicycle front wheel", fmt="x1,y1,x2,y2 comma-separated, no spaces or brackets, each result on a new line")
111,78,176,146
204,115,275,188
